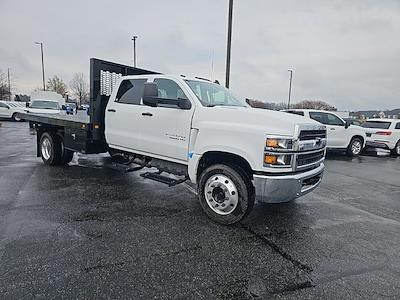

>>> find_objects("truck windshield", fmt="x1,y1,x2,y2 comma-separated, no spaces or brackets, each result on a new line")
185,80,247,107
30,100,59,110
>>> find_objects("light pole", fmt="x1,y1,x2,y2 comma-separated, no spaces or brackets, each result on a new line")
7,68,11,101
132,36,138,67
35,42,46,90
287,69,293,109
225,0,233,88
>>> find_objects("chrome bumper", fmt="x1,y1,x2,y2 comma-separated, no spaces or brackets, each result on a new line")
253,163,324,203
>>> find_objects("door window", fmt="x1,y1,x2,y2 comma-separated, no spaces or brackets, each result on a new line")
116,79,147,105
326,113,344,126
154,78,188,106
0,102,9,108
395,123,400,129
309,112,326,124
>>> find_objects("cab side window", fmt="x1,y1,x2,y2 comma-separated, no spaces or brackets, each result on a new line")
395,122,400,129
116,79,147,105
0,102,9,108
154,78,188,105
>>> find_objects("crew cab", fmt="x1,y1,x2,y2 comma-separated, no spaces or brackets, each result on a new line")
362,118,400,156
284,109,366,156
0,101,26,121
19,59,327,225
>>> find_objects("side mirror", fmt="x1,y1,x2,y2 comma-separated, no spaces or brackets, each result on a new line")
61,105,66,110
178,98,191,110
143,97,158,107
26,102,30,108
345,120,351,129
143,82,159,107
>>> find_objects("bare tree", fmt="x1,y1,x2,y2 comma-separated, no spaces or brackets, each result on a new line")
293,100,337,111
69,72,89,106
246,99,288,111
47,75,68,98
0,69,12,101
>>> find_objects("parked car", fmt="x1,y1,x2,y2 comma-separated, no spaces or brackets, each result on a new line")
283,109,366,156
64,102,77,115
362,118,400,156
0,101,26,121
26,99,61,114
19,58,327,225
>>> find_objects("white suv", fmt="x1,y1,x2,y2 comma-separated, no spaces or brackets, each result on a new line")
284,109,366,156
362,118,400,156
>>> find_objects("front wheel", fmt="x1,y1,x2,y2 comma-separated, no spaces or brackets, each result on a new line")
198,164,254,225
347,137,363,156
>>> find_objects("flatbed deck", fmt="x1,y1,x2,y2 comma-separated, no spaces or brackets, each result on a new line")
18,112,90,129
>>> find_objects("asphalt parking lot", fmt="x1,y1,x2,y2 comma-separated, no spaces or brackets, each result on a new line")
1,121,399,299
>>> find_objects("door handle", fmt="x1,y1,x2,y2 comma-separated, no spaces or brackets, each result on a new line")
330,128,335,130
107,109,116,112
142,112,153,117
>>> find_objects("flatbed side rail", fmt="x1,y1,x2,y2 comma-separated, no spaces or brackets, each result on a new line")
90,58,159,141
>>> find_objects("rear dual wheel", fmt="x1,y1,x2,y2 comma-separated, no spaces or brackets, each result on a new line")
40,132,74,165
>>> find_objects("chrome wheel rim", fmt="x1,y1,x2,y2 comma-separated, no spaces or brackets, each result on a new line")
204,174,238,215
396,143,400,155
351,140,362,155
41,137,52,160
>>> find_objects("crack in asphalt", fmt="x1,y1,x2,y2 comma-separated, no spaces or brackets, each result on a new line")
240,224,313,273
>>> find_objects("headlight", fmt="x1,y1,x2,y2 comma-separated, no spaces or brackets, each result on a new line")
266,137,293,150
264,136,294,167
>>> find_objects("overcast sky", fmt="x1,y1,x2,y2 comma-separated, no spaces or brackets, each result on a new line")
1,0,399,110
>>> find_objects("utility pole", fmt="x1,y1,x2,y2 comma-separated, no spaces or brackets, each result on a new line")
132,36,138,67
7,68,11,101
287,69,293,109
225,0,233,88
35,42,46,90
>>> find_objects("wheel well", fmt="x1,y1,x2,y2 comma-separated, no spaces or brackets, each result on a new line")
351,135,364,144
197,151,253,180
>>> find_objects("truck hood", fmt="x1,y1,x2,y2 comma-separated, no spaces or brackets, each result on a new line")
193,106,323,136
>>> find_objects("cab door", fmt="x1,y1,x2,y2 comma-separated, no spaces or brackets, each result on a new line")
105,78,147,151
138,78,195,162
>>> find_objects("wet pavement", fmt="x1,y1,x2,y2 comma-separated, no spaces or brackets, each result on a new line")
1,121,399,299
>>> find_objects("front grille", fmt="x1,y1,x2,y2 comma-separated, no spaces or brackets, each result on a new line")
297,150,325,167
299,129,326,141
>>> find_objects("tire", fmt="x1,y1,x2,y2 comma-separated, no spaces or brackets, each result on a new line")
60,148,74,165
391,140,400,156
12,113,21,122
347,137,363,156
39,132,62,165
198,164,255,225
